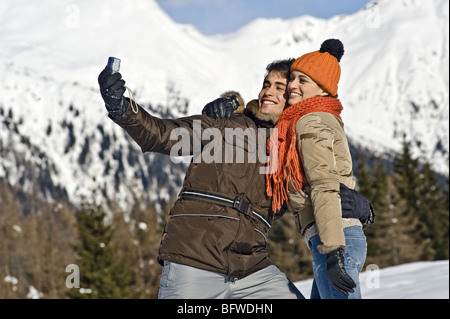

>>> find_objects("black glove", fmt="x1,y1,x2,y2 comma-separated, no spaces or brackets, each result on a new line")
202,96,239,119
326,248,357,296
340,183,375,229
98,67,127,118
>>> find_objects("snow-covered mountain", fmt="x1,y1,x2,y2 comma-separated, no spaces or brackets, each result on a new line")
0,0,448,212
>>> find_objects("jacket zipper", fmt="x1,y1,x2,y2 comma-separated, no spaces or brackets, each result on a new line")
172,213,240,221
254,228,268,244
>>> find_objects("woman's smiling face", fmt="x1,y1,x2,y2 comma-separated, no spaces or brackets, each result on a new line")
288,70,327,105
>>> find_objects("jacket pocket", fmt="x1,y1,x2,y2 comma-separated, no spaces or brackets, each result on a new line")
231,216,267,255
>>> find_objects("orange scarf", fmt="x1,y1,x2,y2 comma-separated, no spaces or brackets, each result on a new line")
266,96,343,212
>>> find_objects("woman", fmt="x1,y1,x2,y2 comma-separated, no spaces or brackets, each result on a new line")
266,39,368,299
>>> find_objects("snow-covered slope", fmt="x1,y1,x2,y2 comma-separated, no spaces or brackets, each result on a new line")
0,0,448,211
295,259,449,299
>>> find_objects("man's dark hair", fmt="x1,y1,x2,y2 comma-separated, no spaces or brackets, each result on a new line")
265,58,295,79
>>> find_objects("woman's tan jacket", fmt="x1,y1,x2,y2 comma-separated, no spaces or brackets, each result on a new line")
287,111,357,254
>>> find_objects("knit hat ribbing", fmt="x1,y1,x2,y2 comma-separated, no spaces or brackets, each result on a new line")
290,39,344,96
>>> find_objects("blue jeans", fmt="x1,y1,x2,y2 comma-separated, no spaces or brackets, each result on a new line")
309,226,367,299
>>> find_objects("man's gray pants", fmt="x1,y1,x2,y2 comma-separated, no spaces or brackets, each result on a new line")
158,261,305,299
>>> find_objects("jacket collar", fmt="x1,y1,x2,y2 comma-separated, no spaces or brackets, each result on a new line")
243,100,278,128
220,91,278,128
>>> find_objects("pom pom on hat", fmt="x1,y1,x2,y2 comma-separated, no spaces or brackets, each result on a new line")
319,39,344,62
290,38,344,96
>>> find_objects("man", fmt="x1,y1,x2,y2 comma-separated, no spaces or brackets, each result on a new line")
98,58,305,299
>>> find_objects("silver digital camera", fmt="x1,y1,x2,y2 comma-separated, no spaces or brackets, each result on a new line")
107,57,121,74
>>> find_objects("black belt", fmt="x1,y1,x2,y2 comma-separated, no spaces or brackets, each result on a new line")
180,190,271,229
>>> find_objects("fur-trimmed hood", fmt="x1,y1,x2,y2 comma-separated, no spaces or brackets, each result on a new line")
220,91,278,128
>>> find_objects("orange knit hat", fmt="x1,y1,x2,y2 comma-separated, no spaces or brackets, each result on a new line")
290,39,344,96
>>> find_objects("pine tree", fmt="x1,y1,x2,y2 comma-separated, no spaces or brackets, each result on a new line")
392,137,450,261
355,149,423,267
415,162,449,260
69,201,133,299
392,137,421,210
391,137,431,262
354,149,377,200
385,176,424,264
357,155,393,267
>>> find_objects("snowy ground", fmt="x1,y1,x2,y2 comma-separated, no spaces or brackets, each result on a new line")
294,260,449,299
